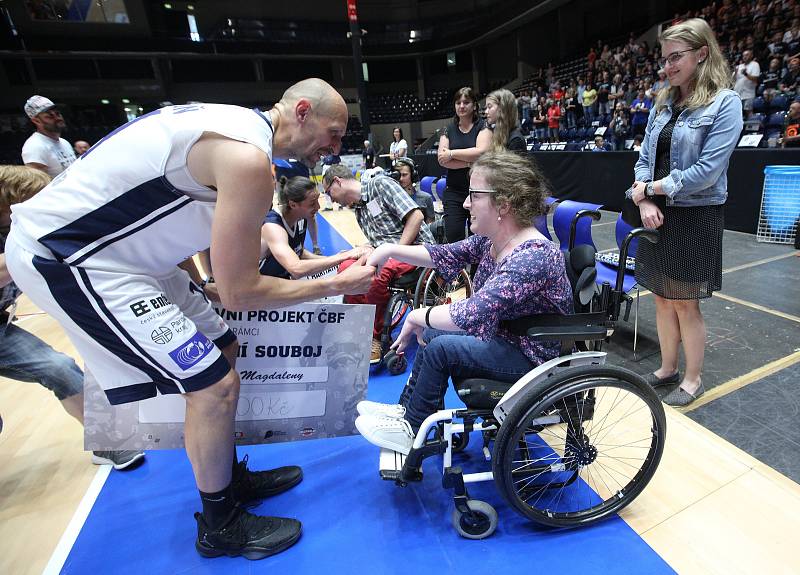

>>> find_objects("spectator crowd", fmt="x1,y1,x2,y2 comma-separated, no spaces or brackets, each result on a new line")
513,0,799,150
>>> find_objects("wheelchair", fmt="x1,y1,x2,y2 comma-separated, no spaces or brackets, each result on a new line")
377,265,474,375
375,211,666,539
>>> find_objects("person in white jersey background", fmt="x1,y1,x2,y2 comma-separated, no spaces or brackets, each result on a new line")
20,95,77,177
5,78,375,561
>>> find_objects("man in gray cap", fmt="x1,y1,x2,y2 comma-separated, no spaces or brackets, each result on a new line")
21,95,76,177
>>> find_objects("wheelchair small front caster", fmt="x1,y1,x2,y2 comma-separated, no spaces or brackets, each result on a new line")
451,500,498,539
385,351,407,375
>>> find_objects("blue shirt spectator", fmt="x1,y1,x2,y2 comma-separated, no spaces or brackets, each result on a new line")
630,91,653,132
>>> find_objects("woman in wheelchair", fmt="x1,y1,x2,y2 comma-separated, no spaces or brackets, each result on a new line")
356,150,573,454
259,176,366,279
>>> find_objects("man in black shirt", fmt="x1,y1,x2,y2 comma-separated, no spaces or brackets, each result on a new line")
762,58,782,91
782,101,800,148
362,139,375,169
781,57,800,94
597,71,612,118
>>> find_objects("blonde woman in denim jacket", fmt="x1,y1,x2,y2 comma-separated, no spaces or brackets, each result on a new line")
628,19,743,407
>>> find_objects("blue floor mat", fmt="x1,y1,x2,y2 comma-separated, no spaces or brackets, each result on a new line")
60,214,674,574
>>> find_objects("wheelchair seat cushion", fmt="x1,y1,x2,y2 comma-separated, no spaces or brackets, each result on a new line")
454,378,514,410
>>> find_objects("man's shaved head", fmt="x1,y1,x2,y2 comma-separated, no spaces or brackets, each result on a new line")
278,78,347,119
271,78,349,168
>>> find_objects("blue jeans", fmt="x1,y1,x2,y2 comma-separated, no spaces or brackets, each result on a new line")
583,105,595,125
399,328,534,428
0,321,84,400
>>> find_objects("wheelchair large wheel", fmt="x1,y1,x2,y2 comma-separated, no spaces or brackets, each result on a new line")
412,268,473,309
492,365,665,528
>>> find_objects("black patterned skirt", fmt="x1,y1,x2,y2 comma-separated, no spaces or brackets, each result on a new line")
634,203,724,300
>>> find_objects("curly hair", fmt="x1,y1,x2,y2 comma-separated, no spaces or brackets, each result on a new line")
0,165,51,212
470,151,550,228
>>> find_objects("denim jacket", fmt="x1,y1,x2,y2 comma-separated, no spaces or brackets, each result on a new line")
634,88,742,207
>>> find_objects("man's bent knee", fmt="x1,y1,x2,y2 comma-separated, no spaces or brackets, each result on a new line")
185,368,240,407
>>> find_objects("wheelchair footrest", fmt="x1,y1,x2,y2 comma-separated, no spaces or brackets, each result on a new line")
379,448,422,483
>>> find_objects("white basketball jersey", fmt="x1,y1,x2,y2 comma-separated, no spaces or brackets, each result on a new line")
11,103,274,276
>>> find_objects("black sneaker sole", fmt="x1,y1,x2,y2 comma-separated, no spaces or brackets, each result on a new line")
195,527,302,560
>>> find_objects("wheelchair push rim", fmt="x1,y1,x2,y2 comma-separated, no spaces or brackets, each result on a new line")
413,268,473,309
492,365,666,528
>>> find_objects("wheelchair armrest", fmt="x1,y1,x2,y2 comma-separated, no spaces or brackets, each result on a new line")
527,324,609,341
501,311,608,337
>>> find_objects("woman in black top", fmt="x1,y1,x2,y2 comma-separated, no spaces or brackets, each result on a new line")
484,88,527,153
437,87,491,243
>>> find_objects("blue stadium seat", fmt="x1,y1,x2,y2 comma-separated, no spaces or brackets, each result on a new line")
420,176,436,194
766,112,786,129
435,177,447,198
771,95,789,112
752,97,767,113
552,199,603,251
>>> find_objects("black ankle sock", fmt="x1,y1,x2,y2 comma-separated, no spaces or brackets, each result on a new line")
199,483,235,530
231,447,242,479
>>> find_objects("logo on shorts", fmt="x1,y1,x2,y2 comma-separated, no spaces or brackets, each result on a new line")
130,294,173,318
151,327,173,345
168,331,214,370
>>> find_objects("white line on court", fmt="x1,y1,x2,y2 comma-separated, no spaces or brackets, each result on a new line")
42,464,112,575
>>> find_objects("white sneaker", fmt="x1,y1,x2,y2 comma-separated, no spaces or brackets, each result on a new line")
356,400,406,419
355,414,414,455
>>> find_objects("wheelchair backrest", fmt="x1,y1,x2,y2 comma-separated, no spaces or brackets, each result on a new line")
563,243,597,313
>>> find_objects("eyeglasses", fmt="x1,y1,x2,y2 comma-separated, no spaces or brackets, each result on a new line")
658,48,700,68
468,188,497,202
323,177,336,195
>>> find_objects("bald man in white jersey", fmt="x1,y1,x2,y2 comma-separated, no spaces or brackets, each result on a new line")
5,79,375,560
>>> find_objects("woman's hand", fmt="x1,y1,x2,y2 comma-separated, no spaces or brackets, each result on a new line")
638,199,664,228
366,243,393,271
631,180,648,205
437,146,450,165
390,308,426,355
